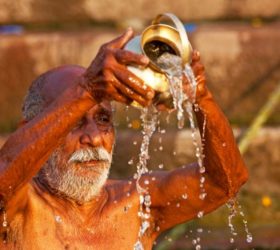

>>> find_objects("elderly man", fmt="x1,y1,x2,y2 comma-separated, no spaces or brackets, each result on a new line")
0,28,248,249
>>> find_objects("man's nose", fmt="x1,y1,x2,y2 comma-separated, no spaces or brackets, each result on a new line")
79,122,102,147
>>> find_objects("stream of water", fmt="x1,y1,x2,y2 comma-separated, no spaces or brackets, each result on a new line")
133,52,252,249
134,52,206,250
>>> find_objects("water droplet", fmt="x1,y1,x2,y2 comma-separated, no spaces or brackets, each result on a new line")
197,211,204,218
134,240,144,250
173,151,177,155
140,221,150,235
55,215,62,223
195,245,201,250
176,203,180,207
151,177,156,181
199,193,207,200
182,194,188,199
126,192,131,197
144,180,149,185
158,164,164,169
159,146,163,151
144,195,151,207
230,238,235,243
199,167,206,173
139,195,144,204
133,141,138,145
2,211,8,227
197,228,203,233
222,142,227,147
246,234,253,243
128,159,134,165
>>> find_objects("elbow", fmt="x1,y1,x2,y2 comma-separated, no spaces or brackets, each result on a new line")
228,162,249,198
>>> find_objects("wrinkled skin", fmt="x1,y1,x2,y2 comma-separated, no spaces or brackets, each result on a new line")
0,28,248,250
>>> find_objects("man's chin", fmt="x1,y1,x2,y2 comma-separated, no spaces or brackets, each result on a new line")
73,161,110,177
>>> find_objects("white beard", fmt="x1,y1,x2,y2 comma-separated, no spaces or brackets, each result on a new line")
38,147,112,203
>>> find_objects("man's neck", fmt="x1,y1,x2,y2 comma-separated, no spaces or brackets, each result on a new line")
32,176,109,217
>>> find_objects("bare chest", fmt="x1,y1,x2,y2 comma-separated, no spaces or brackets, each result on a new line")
2,195,155,250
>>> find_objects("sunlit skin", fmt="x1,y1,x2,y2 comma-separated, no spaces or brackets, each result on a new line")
0,28,248,249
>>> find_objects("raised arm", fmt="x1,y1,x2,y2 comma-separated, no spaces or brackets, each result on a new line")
0,28,154,208
146,51,248,232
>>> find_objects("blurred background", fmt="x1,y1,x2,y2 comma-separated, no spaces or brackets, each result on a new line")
0,0,279,249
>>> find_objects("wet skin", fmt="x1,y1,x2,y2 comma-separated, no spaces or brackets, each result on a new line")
0,28,248,249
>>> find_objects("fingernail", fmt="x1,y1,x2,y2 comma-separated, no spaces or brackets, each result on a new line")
141,56,149,64
127,27,133,34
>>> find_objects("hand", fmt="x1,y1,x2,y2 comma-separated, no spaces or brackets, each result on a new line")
81,28,155,106
183,50,207,103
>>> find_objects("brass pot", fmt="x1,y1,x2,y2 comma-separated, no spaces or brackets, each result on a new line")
124,13,193,107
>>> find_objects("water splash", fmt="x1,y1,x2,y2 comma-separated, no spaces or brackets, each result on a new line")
156,53,185,129
2,210,8,228
227,198,238,243
157,52,207,198
227,197,253,245
237,200,253,243
133,52,207,248
134,105,158,249
1,205,8,244
134,240,144,250
135,105,158,193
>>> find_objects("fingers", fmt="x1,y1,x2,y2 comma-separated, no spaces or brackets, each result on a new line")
114,67,155,98
190,50,205,78
192,63,205,76
110,74,151,107
107,27,134,49
191,50,201,65
109,88,132,104
115,49,149,66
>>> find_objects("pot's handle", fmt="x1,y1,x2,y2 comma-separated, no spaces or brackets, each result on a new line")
152,13,192,64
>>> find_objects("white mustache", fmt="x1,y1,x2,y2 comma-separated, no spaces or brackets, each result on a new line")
68,147,112,164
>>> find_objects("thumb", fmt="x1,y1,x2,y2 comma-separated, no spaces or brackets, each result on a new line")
107,27,134,49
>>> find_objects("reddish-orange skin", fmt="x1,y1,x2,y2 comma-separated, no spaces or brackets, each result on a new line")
0,29,248,249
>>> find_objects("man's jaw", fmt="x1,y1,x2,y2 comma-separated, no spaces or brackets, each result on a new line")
38,146,112,204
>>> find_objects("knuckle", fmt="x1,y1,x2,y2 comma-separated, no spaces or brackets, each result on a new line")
100,43,110,50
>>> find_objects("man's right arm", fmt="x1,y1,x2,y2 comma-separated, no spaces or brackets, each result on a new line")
0,28,154,206
0,80,95,201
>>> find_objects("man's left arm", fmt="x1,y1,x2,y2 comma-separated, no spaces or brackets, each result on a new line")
144,51,248,233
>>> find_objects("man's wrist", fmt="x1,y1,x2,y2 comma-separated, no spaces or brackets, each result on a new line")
76,75,98,104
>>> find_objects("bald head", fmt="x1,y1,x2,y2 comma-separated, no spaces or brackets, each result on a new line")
22,65,86,121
